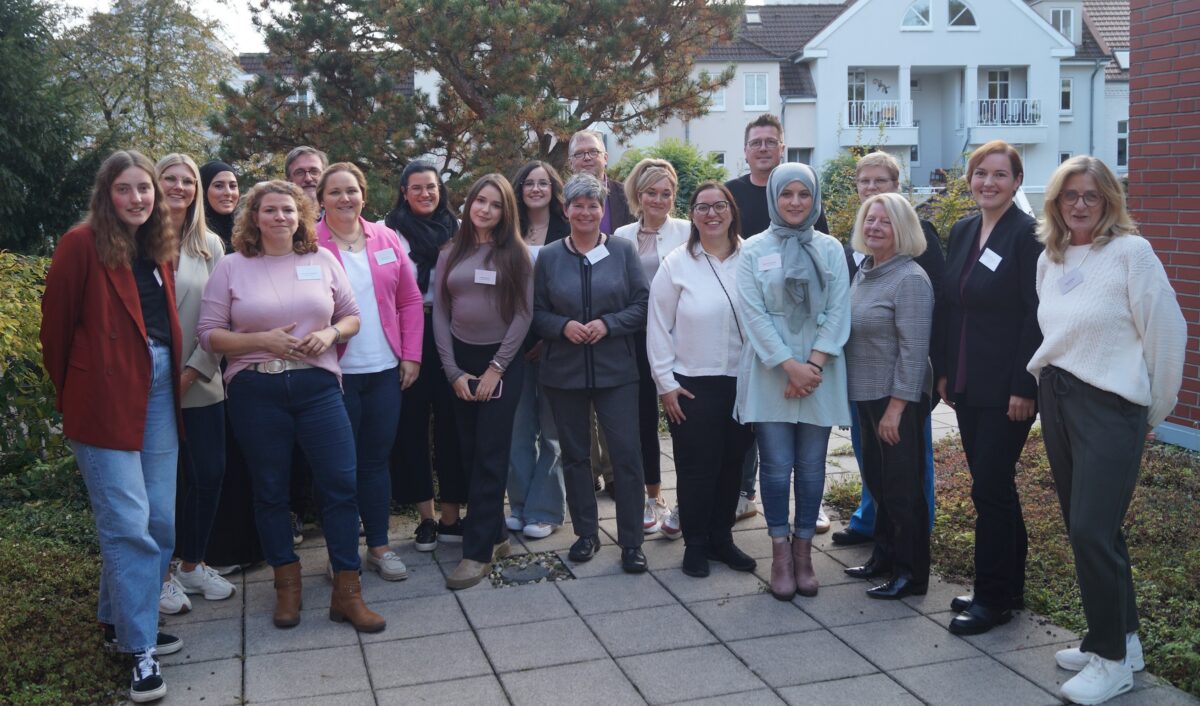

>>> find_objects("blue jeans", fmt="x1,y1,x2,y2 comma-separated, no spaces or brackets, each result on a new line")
342,367,402,549
756,422,830,540
226,368,361,571
507,361,565,526
177,401,225,563
73,339,177,653
740,439,759,497
848,404,936,534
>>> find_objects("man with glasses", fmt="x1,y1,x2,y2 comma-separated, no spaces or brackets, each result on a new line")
285,146,328,203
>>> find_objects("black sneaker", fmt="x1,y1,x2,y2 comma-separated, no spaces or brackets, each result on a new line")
437,519,464,544
102,624,182,656
290,512,304,546
414,518,438,552
129,650,166,703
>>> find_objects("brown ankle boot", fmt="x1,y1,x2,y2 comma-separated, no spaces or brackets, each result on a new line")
792,538,818,597
769,539,796,601
273,562,302,628
330,570,386,633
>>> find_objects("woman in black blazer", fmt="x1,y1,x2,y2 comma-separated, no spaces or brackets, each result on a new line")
933,140,1042,636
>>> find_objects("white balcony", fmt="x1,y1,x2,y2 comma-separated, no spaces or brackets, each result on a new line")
847,100,913,128
972,98,1042,127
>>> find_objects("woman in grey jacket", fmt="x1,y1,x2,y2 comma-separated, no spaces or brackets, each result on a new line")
533,173,651,574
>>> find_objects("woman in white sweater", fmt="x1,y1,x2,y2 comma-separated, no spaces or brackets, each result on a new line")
647,182,755,577
1027,156,1186,706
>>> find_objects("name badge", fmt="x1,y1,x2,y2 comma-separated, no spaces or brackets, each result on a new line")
528,245,543,263
296,265,322,281
852,252,866,267
474,269,497,285
153,269,163,287
1059,268,1084,294
758,253,782,271
585,244,609,265
374,248,397,265
978,248,1002,272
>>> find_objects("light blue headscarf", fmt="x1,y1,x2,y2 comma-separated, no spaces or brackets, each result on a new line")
765,163,826,327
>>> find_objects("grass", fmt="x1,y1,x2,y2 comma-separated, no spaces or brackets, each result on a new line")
824,429,1200,698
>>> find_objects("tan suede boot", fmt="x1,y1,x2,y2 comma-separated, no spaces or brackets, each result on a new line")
272,562,302,628
769,539,796,601
330,570,386,633
792,538,819,597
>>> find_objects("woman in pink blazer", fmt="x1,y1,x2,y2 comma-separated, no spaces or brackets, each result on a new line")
316,163,425,581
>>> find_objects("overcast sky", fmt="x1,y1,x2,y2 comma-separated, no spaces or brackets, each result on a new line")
64,0,269,52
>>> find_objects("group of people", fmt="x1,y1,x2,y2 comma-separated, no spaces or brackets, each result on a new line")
39,112,1186,706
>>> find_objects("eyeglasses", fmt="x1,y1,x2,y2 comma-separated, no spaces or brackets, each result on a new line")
290,168,322,180
570,149,603,161
1060,190,1102,207
856,178,893,188
746,138,780,150
692,201,731,215
521,179,552,190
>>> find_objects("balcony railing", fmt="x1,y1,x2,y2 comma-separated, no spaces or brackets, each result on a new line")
973,98,1042,126
847,100,912,128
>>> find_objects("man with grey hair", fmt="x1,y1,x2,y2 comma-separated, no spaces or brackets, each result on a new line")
285,146,328,203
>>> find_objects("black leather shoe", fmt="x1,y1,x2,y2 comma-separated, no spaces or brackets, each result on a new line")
568,535,600,563
831,528,873,546
866,575,928,600
949,603,1013,635
621,546,648,573
843,559,891,579
950,594,1026,613
682,545,710,578
707,542,757,572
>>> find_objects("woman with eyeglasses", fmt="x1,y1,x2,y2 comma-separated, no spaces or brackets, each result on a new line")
1027,156,1184,706
613,158,690,537
647,182,755,577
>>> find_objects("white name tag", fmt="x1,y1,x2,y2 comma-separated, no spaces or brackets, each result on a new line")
852,252,866,267
585,244,609,265
153,269,163,287
374,248,397,265
758,253,782,271
978,248,1002,272
474,269,497,285
528,245,543,263
296,265,322,281
1059,268,1084,294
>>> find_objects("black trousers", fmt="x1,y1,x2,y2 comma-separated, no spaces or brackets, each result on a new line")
955,404,1034,609
634,331,661,486
390,310,467,505
450,339,524,563
668,375,753,548
1040,366,1145,661
858,396,930,583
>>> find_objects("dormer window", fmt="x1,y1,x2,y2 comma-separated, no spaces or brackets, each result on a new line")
902,0,931,29
1051,8,1074,42
949,0,977,27
746,11,761,24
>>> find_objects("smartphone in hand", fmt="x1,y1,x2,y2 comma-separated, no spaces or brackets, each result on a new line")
467,377,503,400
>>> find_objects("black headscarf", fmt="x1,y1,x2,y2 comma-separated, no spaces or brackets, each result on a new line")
200,160,237,248
383,164,457,293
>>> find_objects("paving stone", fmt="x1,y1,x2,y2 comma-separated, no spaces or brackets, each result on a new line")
1105,687,1200,705
558,573,676,616
683,688,787,705
356,593,469,644
726,630,878,687
584,603,716,657
163,591,245,625
617,644,766,705
458,580,575,629
688,593,820,642
256,691,377,706
652,563,766,603
363,631,491,689
778,673,921,706
159,656,241,705
376,675,508,705
729,528,776,559
360,560,453,602
900,575,972,615
795,581,921,627
518,524,581,552
890,655,1060,706
562,544,628,578
500,658,645,706
936,608,1079,653
635,534,688,567
833,616,983,670
242,546,339,585
820,543,875,568
244,572,335,614
477,615,607,672
160,616,241,665
993,640,1168,698
751,550,859,588
243,604,361,656
245,645,369,702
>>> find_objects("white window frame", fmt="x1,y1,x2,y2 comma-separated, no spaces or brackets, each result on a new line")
1117,120,1128,167
911,121,921,166
1060,78,1073,114
987,70,1011,100
1051,8,1074,42
744,73,768,111
901,0,932,30
1059,151,1073,164
948,0,978,30
848,70,865,101
709,88,726,112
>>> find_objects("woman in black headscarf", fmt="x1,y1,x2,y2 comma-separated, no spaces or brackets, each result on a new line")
382,161,467,552
199,161,239,248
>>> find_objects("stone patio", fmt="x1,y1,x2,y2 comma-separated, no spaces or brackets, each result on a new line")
148,404,1198,705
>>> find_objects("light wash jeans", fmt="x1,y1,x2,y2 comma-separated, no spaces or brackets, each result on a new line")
507,361,565,526
756,422,830,540
847,403,936,534
73,339,178,653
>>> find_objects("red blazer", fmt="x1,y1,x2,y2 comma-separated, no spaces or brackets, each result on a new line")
40,223,184,450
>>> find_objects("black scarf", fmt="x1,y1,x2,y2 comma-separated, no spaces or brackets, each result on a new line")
384,200,457,293
199,160,237,248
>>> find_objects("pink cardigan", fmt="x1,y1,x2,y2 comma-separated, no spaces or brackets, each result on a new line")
317,217,424,362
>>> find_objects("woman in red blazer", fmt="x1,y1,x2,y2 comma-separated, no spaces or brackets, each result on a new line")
40,150,184,704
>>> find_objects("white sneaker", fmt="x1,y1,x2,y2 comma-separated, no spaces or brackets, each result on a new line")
522,522,555,539
815,508,831,534
158,577,191,615
735,494,758,522
661,506,682,540
643,496,665,533
1060,654,1134,705
1057,633,1145,672
174,564,236,600
505,515,524,532
365,549,409,581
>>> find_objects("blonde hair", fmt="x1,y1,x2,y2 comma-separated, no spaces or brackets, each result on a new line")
855,151,901,182
1038,155,1135,264
851,193,927,259
316,162,369,206
624,158,679,219
232,181,318,257
156,153,211,261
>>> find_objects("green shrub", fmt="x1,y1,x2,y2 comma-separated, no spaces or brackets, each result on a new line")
609,138,727,218
819,149,863,241
914,167,977,249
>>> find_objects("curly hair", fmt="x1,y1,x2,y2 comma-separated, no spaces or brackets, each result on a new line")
232,180,318,257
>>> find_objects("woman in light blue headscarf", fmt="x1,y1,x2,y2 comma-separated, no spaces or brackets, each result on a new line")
735,162,851,601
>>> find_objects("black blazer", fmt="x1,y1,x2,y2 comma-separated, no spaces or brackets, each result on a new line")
606,178,635,230
933,203,1042,407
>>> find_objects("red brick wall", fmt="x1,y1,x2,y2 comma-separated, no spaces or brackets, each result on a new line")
1128,0,1200,430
